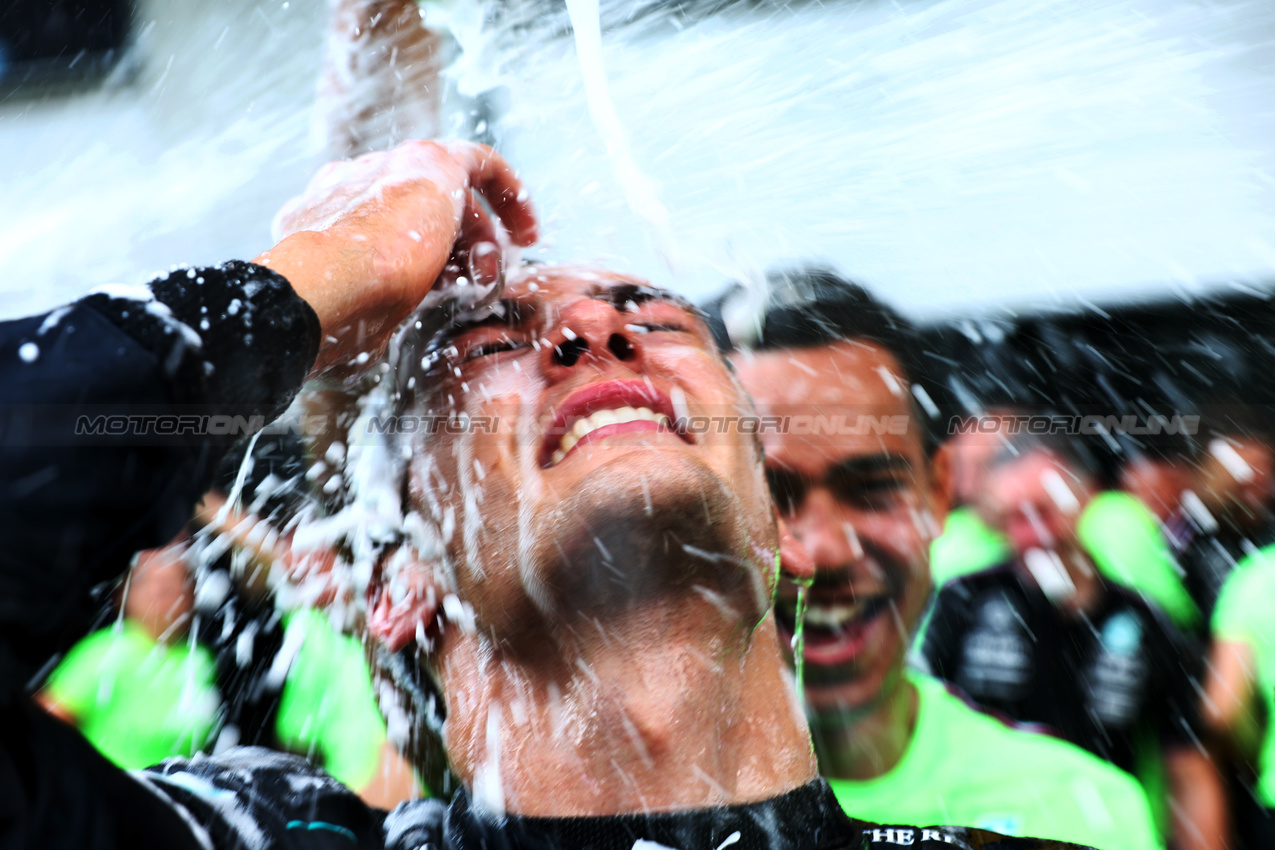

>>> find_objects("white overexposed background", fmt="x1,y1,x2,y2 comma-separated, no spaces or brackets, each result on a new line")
2,0,1273,320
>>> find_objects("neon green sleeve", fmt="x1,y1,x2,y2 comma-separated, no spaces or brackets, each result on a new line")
275,609,389,791
929,507,1010,588
43,626,132,716
1212,547,1275,807
1078,492,1200,631
1212,548,1275,644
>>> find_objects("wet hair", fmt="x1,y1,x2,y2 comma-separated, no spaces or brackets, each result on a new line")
1197,396,1275,449
699,265,937,454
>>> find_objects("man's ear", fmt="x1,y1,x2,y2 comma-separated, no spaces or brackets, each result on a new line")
777,517,815,583
928,441,954,531
366,549,443,653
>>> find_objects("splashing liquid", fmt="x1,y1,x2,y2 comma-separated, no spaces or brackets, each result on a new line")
562,0,680,269
789,575,813,707
215,429,262,526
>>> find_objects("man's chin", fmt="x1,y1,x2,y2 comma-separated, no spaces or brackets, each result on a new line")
536,452,762,614
802,668,894,721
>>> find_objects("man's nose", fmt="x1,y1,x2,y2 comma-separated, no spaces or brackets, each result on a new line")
789,487,864,574
541,299,642,377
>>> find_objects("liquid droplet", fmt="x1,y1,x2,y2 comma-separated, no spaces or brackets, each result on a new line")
790,574,813,706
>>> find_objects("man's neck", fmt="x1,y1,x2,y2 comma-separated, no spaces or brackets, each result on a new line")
439,598,818,816
808,673,918,781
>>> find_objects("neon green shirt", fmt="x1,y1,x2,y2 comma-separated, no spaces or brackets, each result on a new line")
274,607,390,791
1078,492,1200,631
1212,548,1275,808
930,507,1010,588
827,674,1162,850
43,621,219,770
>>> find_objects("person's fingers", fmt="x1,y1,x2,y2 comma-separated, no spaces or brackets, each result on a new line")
443,141,538,247
453,190,505,288
468,241,503,289
458,188,501,254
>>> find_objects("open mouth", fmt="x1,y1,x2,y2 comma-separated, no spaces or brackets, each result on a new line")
540,379,692,467
776,593,893,667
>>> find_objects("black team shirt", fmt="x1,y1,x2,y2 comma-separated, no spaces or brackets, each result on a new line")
921,562,1202,776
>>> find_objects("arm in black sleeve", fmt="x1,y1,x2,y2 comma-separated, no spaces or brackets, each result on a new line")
0,261,319,699
1153,610,1208,749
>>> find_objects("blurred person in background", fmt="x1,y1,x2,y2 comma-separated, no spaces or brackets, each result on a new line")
933,412,1199,631
37,535,221,770
705,269,1161,850
929,411,1012,587
1203,545,1275,848
191,436,419,809
39,434,418,808
923,435,1227,850
1121,445,1197,526
1169,406,1275,620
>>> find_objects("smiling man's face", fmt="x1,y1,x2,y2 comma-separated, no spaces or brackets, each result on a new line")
407,266,780,650
733,342,947,718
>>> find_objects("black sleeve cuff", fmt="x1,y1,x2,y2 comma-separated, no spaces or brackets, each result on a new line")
82,261,321,425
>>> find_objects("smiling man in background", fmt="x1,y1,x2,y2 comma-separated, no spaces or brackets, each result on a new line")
706,267,1162,850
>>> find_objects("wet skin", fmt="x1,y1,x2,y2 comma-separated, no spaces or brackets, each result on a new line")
411,267,781,642
978,451,1093,561
732,343,947,725
1194,435,1275,530
372,266,817,814
1120,455,1193,523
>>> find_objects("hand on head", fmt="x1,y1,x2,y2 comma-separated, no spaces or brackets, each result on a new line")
256,140,538,376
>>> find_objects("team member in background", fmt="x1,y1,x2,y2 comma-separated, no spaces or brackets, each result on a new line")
705,268,1161,850
1203,546,1275,848
1121,445,1196,525
40,439,419,809
38,538,220,769
923,435,1227,850
933,413,1199,630
1170,408,1275,620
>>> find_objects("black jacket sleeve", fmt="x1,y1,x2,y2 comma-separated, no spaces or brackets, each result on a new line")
0,261,319,702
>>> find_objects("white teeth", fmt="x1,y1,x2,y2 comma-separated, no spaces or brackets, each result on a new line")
804,603,866,628
547,406,672,465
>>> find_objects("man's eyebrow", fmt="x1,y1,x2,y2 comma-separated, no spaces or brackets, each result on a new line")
827,453,915,478
593,283,699,315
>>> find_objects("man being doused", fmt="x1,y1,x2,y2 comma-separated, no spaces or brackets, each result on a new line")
1167,405,1275,620
922,434,1228,850
4,140,1093,849
256,259,1093,849
705,269,1159,850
